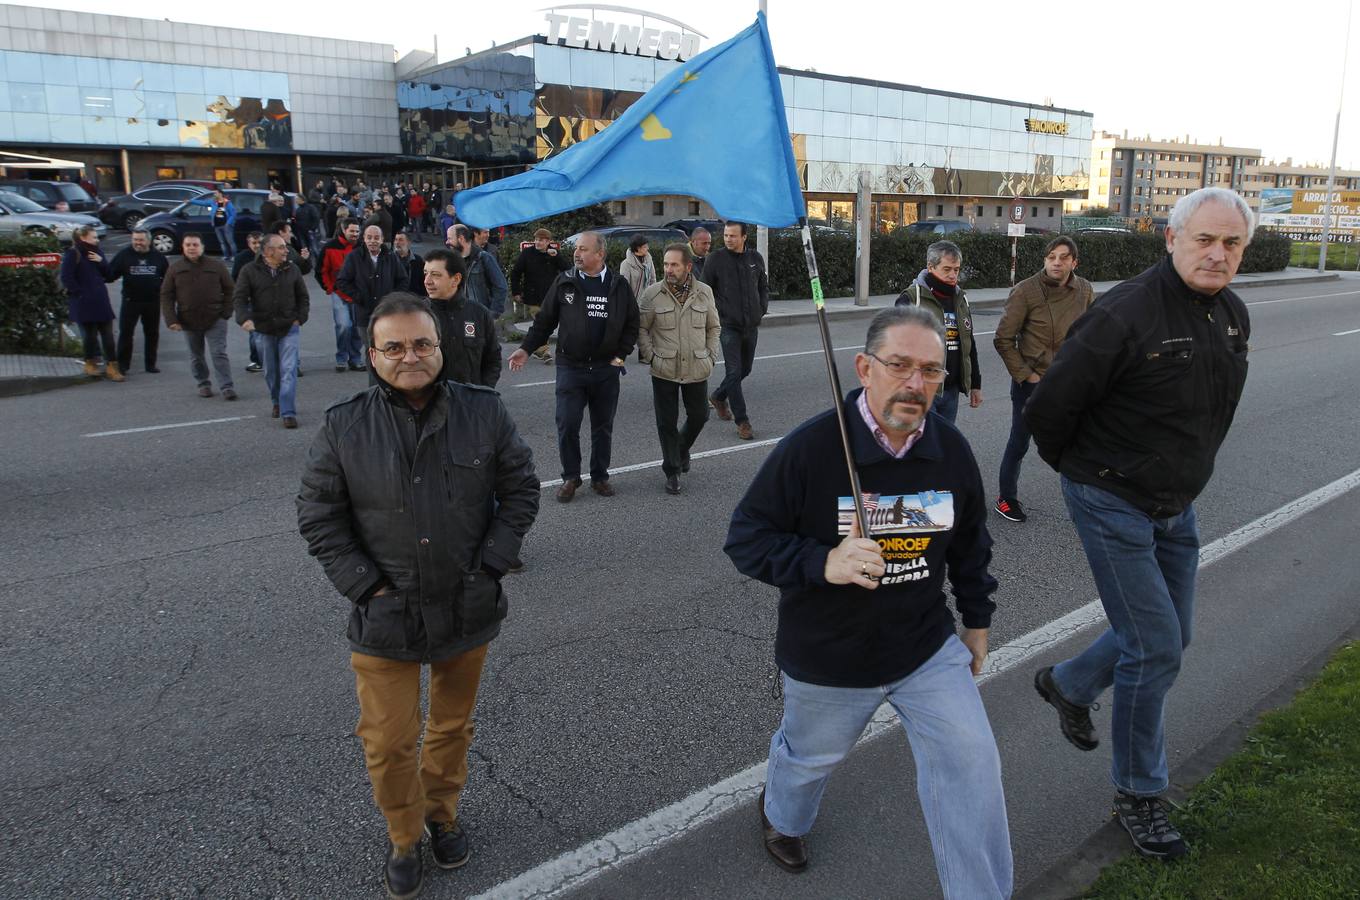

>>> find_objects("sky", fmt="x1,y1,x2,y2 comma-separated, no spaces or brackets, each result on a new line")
14,0,1360,170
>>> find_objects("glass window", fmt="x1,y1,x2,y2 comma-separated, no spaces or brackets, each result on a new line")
830,200,854,229
143,91,176,120
901,91,925,120
44,84,80,115
876,117,901,143
75,56,109,88
778,73,794,101
925,121,947,146
232,70,262,99
948,96,968,124
850,139,876,163
969,100,990,128
822,136,849,162
172,64,204,93
613,54,653,92
5,52,43,83
116,117,150,145
108,59,142,89
806,199,830,224
947,123,966,149
200,67,235,97
82,115,118,144
925,93,948,123
259,72,289,101
793,107,822,135
571,52,614,90
990,104,1010,130
112,89,140,118
80,88,114,114
851,83,876,116
142,63,174,91
177,93,207,121
965,126,987,149
0,82,9,113
823,110,848,136
535,44,571,86
849,114,875,140
793,76,822,109
823,79,850,111
42,53,78,86
803,134,822,160
875,87,901,119
49,114,84,142
12,111,49,141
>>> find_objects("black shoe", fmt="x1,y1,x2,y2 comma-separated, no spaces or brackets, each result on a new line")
680,451,691,474
759,789,807,873
144,366,160,374
1113,793,1189,860
1034,666,1099,751
245,362,262,373
296,367,304,377
349,362,367,372
994,497,1028,522
556,477,582,503
336,364,347,372
507,558,525,575
425,819,470,870
384,841,424,899
665,474,681,495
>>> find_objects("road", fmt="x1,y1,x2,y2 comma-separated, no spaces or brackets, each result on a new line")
1,273,1358,899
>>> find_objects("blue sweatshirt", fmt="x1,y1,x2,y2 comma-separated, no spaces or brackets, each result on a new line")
724,389,997,687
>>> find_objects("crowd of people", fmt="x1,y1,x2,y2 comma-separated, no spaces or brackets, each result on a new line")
59,183,1258,898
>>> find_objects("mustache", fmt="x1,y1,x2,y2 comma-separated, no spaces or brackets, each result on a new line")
886,390,929,409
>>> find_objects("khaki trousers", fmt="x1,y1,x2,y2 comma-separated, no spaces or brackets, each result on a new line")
351,644,489,848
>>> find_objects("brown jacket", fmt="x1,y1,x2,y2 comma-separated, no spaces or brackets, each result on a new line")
160,256,234,331
993,270,1095,382
637,277,720,384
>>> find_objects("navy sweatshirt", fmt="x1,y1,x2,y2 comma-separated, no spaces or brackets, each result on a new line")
724,389,997,687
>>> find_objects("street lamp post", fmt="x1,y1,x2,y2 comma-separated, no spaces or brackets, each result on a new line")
1318,2,1353,273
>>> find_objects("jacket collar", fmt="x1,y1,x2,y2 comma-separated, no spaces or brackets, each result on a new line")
846,387,944,466
1157,254,1222,306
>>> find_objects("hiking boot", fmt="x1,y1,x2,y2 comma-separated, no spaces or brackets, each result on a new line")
710,395,732,421
736,421,754,440
104,362,126,383
533,347,554,364
1113,793,1189,860
282,416,298,429
1034,666,1098,751
994,497,1027,522
591,479,616,497
197,385,213,398
556,477,582,503
83,359,100,377
425,819,470,870
759,789,807,873
384,841,424,899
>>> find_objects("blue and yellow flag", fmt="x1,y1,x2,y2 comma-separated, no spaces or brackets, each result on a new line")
456,13,805,230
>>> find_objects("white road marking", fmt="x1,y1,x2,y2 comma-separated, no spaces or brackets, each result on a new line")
474,464,1360,900
1246,288,1360,307
82,416,257,438
538,438,783,489
1333,328,1360,336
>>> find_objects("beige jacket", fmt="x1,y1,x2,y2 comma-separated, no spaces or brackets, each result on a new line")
993,270,1095,382
637,278,721,383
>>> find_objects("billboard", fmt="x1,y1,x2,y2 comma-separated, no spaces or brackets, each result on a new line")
1258,188,1360,242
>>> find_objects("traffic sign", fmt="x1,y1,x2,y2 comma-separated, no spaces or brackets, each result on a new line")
1007,223,1026,237
1010,202,1026,223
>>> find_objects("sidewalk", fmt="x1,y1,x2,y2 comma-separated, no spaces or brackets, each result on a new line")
0,353,86,397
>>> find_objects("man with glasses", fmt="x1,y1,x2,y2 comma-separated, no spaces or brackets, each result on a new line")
725,305,1011,897
234,234,309,428
297,293,538,900
895,240,982,423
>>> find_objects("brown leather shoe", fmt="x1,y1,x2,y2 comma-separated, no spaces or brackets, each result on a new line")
759,789,807,873
591,478,616,497
736,421,754,440
282,416,298,429
709,394,732,421
556,477,582,503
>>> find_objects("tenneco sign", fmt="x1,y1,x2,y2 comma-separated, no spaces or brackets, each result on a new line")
542,6,704,61
1025,118,1069,136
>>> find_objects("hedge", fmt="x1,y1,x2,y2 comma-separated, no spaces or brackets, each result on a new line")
0,234,69,353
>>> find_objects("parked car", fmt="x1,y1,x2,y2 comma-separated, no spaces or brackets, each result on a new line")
0,180,99,214
563,225,689,248
135,179,224,192
1070,226,1136,236
0,190,108,243
140,189,297,255
905,219,974,236
663,218,725,237
98,185,213,231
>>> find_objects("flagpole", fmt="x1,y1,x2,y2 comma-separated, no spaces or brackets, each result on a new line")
798,217,871,539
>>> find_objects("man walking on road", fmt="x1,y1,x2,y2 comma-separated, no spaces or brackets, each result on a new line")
160,233,236,399
688,227,711,280
701,221,768,440
297,293,539,900
234,234,310,428
422,249,500,388
508,231,639,503
895,240,982,423
637,243,719,496
320,221,363,372
337,224,409,356
1026,187,1253,861
991,236,1093,522
451,225,508,318
509,228,570,363
394,233,427,296
108,228,169,374
725,305,1011,897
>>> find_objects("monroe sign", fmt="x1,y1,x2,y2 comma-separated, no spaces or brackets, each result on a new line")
543,9,703,61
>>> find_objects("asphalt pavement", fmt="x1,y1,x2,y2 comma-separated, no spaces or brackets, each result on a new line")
1,271,1358,899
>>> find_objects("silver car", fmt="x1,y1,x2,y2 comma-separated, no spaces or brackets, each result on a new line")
0,190,108,243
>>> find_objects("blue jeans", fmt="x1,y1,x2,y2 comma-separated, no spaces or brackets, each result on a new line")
998,380,1036,499
330,293,364,366
555,363,621,481
712,326,757,424
1052,477,1199,796
765,636,1012,899
932,386,960,422
214,224,237,258
259,325,301,417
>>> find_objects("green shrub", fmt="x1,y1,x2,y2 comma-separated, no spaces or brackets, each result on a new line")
0,234,68,352
1241,230,1291,273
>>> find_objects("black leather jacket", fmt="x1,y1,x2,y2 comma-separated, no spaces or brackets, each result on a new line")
297,381,539,661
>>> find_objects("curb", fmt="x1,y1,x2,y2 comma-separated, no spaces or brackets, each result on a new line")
0,374,88,398
1016,619,1360,900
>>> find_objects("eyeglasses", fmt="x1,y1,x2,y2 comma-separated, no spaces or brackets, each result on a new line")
868,353,947,383
376,339,440,360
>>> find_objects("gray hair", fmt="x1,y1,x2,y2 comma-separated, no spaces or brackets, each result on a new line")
576,231,604,253
690,227,710,239
131,227,150,238
926,240,961,269
1169,187,1256,243
865,306,946,357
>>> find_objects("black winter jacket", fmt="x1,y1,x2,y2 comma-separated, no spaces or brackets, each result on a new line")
700,246,769,330
725,389,997,687
510,245,571,306
336,247,409,327
232,258,310,337
519,267,639,366
296,381,539,662
430,295,501,388
1025,256,1250,517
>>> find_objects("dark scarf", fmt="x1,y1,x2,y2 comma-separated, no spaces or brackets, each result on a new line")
923,271,955,298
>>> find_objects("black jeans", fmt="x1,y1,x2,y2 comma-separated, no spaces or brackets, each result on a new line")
712,326,758,424
651,376,710,476
555,363,622,481
998,379,1037,499
79,321,115,363
117,299,160,371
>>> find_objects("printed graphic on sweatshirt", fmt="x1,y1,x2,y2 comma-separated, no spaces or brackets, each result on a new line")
942,311,960,352
837,491,954,585
585,292,608,319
